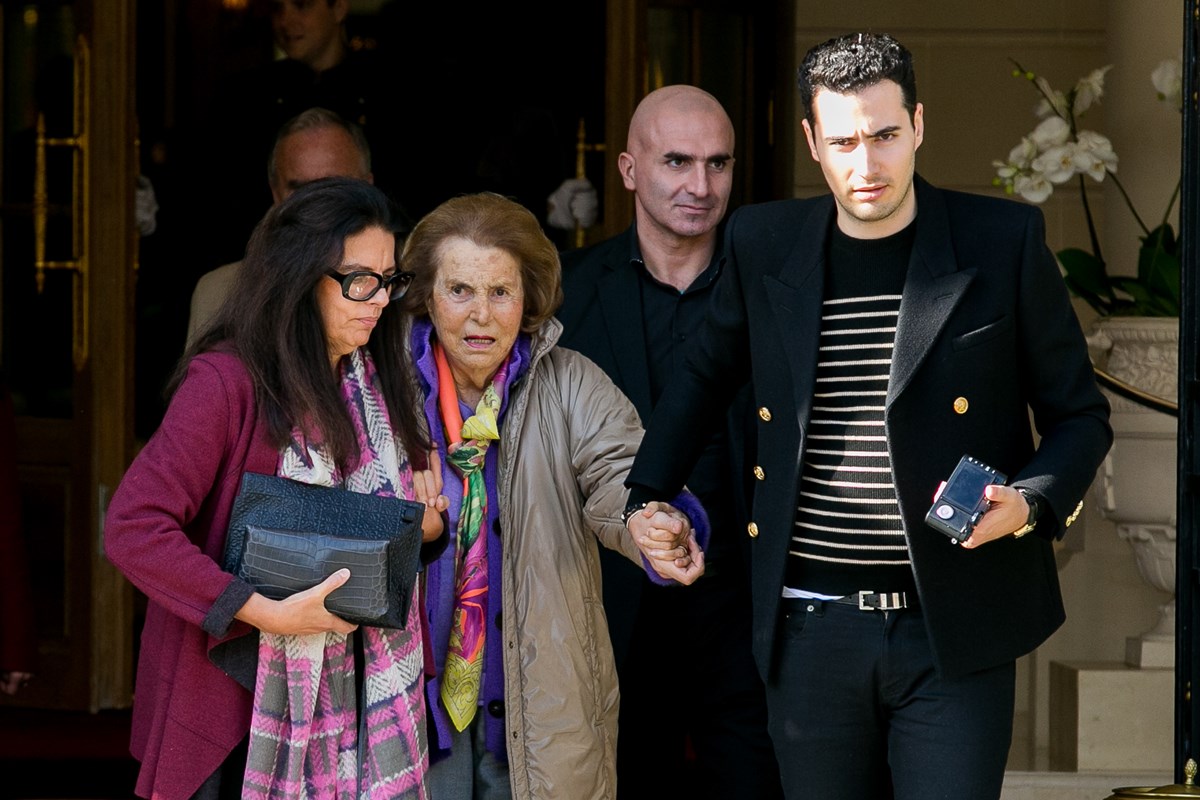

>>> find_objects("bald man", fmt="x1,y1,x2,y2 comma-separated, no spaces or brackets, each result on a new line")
186,107,374,345
557,86,782,799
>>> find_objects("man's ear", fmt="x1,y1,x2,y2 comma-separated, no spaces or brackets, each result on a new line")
912,102,925,152
801,119,820,162
332,0,349,24
617,152,636,192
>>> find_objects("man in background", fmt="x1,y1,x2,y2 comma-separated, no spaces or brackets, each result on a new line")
207,0,405,264
557,84,781,800
187,107,374,345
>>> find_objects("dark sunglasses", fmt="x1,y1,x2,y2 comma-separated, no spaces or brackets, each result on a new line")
325,269,416,302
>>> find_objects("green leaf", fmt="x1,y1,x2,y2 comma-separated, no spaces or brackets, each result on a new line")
1136,223,1181,316
1057,247,1116,315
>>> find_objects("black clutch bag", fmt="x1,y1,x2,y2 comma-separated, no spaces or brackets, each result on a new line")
222,472,424,629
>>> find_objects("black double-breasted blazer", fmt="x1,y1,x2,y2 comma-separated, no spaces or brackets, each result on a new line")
628,176,1113,679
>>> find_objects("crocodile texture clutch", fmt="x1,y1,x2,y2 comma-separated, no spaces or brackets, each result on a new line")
223,472,424,629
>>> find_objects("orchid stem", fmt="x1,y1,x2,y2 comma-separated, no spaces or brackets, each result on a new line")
1160,178,1181,227
1105,171,1152,236
1078,175,1105,266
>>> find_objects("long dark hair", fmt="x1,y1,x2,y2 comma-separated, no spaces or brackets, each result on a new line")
178,177,426,471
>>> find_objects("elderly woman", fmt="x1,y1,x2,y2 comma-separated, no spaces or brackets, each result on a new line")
394,192,707,799
105,178,446,800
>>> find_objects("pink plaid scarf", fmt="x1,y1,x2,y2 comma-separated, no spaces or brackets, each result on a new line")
242,348,429,800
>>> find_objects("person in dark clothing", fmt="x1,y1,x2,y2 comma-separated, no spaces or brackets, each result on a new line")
209,0,410,264
558,85,781,800
623,34,1112,800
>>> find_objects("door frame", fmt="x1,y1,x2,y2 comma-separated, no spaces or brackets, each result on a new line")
1,0,139,713
87,0,138,711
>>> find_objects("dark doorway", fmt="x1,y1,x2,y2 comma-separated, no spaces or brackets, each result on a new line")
133,0,609,438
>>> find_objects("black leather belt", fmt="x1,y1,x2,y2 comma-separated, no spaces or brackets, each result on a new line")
785,590,918,612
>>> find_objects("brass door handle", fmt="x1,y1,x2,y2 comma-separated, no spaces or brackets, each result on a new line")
573,117,605,248
33,34,89,370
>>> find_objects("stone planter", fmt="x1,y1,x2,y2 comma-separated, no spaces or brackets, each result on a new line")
1086,316,1179,667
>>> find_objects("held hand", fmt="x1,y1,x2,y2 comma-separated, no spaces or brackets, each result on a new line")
236,569,359,636
414,449,449,542
645,532,706,585
627,501,689,555
961,485,1031,549
627,501,705,582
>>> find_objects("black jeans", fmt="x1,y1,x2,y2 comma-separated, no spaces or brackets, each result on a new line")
765,599,1015,800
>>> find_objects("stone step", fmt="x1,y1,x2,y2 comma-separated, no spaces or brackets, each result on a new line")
1002,770,1174,800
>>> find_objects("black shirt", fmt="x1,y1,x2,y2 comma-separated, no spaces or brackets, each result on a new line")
630,234,738,560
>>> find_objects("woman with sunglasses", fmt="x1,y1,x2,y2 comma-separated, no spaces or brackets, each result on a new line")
105,177,446,800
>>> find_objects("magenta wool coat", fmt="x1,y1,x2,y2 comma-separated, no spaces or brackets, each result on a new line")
105,351,277,800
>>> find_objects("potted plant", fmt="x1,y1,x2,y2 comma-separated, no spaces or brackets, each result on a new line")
992,58,1183,664
992,58,1182,318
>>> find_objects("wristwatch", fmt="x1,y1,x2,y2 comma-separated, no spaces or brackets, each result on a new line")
1013,488,1041,538
622,500,651,527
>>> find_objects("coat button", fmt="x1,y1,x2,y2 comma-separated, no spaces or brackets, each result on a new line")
953,396,969,414
758,407,772,422
487,700,505,718
747,521,759,538
753,465,765,480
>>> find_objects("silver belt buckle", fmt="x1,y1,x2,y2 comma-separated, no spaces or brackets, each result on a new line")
859,590,905,611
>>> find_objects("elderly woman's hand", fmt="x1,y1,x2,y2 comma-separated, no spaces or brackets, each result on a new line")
414,449,450,543
669,533,706,585
640,530,706,585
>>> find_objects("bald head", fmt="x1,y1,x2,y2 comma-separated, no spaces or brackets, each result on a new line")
627,85,734,152
620,85,735,244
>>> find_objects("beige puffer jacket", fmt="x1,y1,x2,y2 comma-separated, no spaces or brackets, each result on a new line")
497,317,648,799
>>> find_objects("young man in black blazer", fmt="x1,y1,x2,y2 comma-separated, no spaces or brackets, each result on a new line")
558,85,781,800
625,34,1112,800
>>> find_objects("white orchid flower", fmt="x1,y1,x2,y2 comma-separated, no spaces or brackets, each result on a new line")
1074,130,1118,180
1030,116,1071,149
1073,65,1112,114
1032,144,1079,184
1072,149,1108,182
1033,77,1068,119
1151,58,1183,108
1006,137,1038,170
1014,172,1054,203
